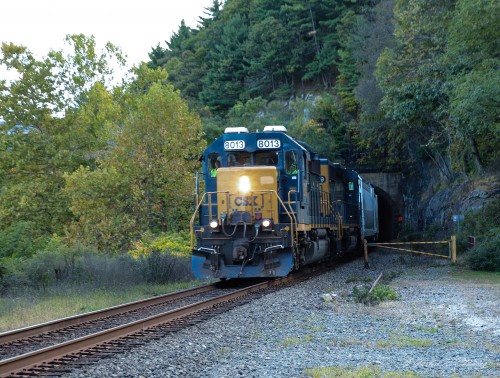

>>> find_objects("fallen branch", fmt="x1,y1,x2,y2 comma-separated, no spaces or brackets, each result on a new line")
369,272,384,294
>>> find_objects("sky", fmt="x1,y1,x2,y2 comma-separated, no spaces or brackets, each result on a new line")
1,0,213,79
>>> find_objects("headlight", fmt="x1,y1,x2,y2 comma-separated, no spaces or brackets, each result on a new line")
209,219,219,229
238,175,251,193
262,219,271,228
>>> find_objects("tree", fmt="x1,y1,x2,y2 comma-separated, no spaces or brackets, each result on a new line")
0,35,125,238
349,0,398,168
375,0,456,180
244,16,294,96
200,13,250,110
444,0,500,173
64,66,206,251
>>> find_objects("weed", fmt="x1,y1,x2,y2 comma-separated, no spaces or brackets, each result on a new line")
281,334,313,347
215,347,230,358
416,326,439,334
304,365,421,377
377,336,432,348
352,284,399,305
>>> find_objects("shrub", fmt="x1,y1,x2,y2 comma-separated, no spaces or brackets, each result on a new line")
1,233,194,294
465,230,500,272
352,284,399,305
0,257,31,294
78,252,143,287
140,251,192,284
129,231,191,259
459,199,500,271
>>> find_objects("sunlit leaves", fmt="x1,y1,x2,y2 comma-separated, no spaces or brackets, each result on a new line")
0,35,126,239
64,66,206,251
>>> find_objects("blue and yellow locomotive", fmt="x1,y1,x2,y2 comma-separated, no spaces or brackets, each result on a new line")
190,126,378,279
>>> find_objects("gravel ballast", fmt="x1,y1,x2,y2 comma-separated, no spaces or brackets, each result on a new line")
67,250,499,377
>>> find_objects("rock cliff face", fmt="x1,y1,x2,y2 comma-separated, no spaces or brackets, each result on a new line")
402,163,499,237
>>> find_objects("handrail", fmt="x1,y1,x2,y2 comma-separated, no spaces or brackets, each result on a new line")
189,191,229,249
190,190,298,249
287,190,299,243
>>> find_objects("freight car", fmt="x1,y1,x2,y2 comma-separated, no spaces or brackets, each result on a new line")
190,126,378,279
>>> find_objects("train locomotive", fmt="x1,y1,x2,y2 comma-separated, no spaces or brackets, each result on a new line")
190,125,378,279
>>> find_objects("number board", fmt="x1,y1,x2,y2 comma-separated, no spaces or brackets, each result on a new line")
257,139,281,149
224,140,245,150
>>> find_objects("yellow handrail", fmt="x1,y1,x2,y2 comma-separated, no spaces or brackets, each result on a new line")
190,190,297,249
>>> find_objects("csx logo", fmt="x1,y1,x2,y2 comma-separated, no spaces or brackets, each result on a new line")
234,196,259,206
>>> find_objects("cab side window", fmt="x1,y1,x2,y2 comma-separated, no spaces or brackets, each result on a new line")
285,150,299,174
208,153,221,177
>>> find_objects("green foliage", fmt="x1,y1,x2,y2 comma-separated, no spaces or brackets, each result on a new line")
0,36,125,239
462,198,500,237
376,0,455,179
152,0,368,110
444,0,500,173
0,221,38,258
64,65,205,251
0,240,192,294
465,230,500,272
129,231,192,259
459,199,500,272
377,335,432,348
352,284,399,305
64,166,135,251
200,13,249,111
373,0,500,176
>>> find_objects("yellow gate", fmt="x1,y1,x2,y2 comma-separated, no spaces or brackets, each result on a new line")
367,236,457,262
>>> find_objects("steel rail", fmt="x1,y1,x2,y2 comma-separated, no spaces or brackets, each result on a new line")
0,279,279,377
0,283,218,345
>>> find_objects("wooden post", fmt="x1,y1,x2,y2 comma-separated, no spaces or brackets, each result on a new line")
363,239,369,269
451,235,457,263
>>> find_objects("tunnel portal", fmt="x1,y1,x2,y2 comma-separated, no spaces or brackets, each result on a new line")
360,172,404,242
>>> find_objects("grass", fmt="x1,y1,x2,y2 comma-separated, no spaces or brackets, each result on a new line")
304,365,421,378
0,281,201,332
415,326,439,334
280,334,314,347
448,266,500,284
377,336,432,348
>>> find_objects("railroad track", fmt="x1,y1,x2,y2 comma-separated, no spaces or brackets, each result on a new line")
0,277,289,377
0,265,332,377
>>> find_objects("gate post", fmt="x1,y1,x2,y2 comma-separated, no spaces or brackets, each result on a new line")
451,235,457,263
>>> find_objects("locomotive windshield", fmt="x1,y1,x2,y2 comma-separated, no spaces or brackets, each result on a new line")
225,151,278,167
